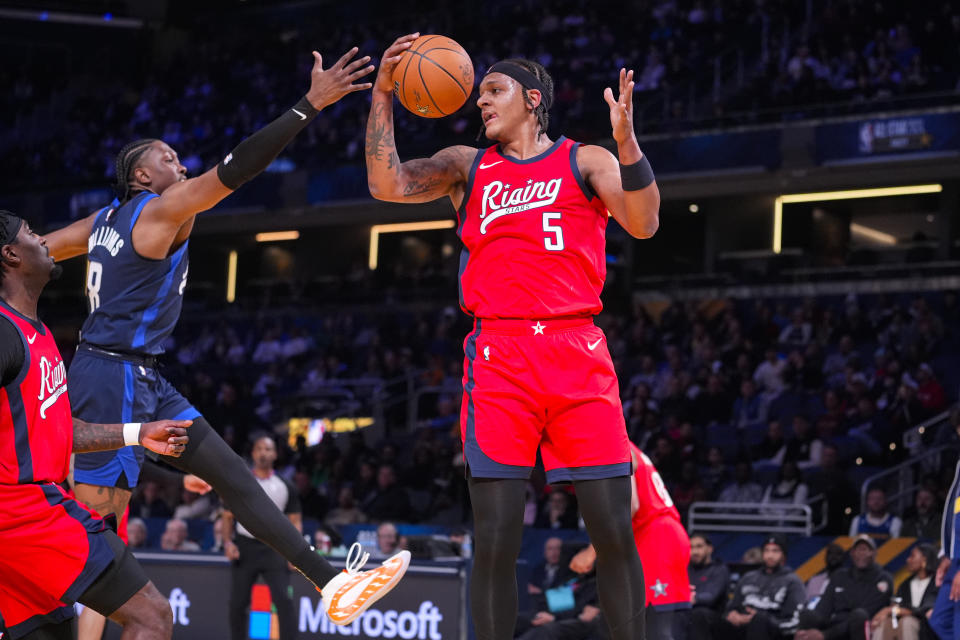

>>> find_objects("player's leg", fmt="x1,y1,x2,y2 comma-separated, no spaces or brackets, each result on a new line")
646,609,675,640
78,531,171,640
542,322,645,640
228,540,261,640
70,353,146,640
575,477,646,640
468,473,528,640
460,322,542,640
18,620,74,640
150,373,341,585
155,415,338,586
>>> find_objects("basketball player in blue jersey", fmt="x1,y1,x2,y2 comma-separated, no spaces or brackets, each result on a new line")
44,47,411,631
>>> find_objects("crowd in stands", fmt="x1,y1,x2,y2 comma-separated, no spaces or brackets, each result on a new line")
3,0,959,191
68,287,959,555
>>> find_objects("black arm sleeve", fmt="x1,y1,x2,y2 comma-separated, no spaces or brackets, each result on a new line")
0,318,24,388
216,96,319,190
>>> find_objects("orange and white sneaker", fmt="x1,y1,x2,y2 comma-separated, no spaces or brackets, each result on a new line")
320,542,411,625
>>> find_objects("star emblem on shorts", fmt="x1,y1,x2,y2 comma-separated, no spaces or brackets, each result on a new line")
532,322,545,335
651,580,668,598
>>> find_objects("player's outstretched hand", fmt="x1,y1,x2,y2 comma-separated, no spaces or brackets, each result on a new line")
183,474,212,494
306,47,375,111
603,68,636,145
140,419,192,457
374,33,420,94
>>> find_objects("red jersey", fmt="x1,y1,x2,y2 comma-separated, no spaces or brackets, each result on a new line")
457,137,609,319
630,443,681,533
0,302,72,485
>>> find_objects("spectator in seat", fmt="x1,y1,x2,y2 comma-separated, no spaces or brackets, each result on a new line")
516,537,576,636
902,488,941,540
719,461,764,506
869,543,937,640
915,364,945,414
362,463,412,522
805,543,846,601
796,535,894,640
690,534,805,640
535,488,579,530
807,443,857,534
688,533,731,632
761,460,809,508
160,518,201,552
786,415,823,470
127,517,149,549
754,349,786,398
373,522,400,559
515,573,602,640
850,487,902,540
732,378,768,430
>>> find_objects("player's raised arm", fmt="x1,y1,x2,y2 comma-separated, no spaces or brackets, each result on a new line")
365,34,475,204
44,211,97,261
142,48,374,229
580,68,660,239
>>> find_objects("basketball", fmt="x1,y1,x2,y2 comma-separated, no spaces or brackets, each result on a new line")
392,35,474,118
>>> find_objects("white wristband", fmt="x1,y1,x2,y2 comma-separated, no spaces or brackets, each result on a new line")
123,422,142,447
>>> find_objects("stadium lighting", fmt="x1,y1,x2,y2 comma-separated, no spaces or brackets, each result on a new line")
850,223,896,246
226,251,238,303
368,220,457,270
771,184,942,253
255,230,300,242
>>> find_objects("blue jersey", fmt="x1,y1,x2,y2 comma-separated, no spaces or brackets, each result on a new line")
944,460,960,559
80,192,189,355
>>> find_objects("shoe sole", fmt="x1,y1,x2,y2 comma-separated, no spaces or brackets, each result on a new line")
326,550,412,625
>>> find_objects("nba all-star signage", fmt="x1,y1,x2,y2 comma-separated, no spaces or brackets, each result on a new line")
103,554,466,640
815,109,960,163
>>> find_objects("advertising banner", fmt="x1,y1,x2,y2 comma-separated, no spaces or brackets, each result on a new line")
103,554,466,640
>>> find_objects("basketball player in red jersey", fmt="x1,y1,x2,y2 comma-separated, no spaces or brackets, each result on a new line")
570,443,692,639
0,209,192,639
366,34,660,640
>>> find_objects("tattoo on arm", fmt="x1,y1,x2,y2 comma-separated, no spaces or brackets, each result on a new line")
403,176,445,196
72,419,125,453
365,102,397,166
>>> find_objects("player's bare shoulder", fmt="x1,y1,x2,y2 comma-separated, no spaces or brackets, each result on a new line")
574,143,619,179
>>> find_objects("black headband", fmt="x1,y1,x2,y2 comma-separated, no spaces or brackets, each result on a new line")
0,210,23,246
485,62,552,109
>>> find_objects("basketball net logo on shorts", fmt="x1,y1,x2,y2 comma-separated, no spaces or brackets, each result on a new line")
479,178,562,234
37,355,68,418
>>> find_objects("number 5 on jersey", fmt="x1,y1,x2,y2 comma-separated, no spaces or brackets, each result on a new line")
543,212,564,251
86,260,103,312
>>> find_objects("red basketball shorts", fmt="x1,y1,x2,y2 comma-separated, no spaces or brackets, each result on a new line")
460,317,630,483
0,482,113,638
634,515,692,611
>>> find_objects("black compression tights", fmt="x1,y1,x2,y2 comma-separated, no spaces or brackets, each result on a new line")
467,473,645,640
159,418,339,587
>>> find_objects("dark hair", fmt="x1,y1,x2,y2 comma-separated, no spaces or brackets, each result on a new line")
689,532,712,546
917,543,938,574
114,138,159,203
479,58,554,141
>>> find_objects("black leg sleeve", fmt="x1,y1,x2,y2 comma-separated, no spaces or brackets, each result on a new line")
158,417,338,587
466,474,527,640
574,476,646,640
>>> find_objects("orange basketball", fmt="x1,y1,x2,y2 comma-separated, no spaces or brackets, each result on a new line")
392,35,474,118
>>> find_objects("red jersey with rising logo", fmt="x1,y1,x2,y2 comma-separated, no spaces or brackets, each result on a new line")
630,443,682,533
457,136,609,319
0,301,72,484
